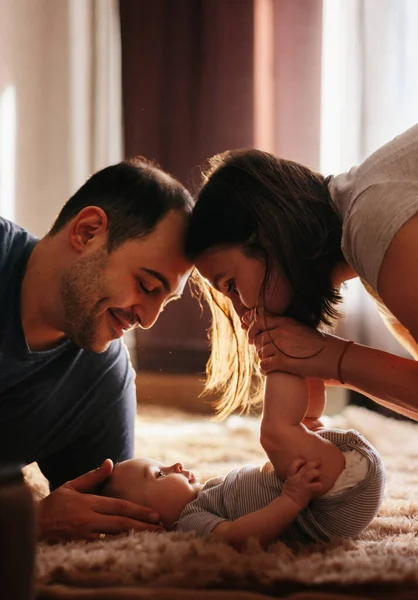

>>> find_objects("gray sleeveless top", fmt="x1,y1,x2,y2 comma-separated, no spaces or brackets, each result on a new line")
329,123,418,325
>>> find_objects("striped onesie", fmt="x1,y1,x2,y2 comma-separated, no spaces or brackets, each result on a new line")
174,429,386,544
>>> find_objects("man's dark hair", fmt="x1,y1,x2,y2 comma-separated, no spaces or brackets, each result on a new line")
49,157,194,250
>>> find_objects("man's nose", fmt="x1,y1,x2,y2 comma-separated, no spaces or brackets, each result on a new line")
138,299,165,330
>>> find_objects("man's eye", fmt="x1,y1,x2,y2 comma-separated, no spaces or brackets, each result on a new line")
156,470,167,479
137,279,154,294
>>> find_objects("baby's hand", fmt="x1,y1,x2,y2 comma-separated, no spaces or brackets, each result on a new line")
282,458,323,510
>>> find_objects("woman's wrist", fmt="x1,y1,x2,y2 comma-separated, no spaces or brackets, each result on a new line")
336,340,354,384
312,335,353,382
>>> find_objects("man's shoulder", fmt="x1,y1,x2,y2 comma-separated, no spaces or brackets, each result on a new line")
54,339,135,413
0,217,36,272
0,217,30,242
76,338,134,382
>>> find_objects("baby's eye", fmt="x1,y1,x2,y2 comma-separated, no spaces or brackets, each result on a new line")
156,470,167,479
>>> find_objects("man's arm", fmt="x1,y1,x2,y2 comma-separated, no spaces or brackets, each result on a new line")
40,342,136,491
36,344,163,541
212,459,322,549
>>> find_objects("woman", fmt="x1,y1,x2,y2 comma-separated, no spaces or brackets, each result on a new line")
185,123,418,421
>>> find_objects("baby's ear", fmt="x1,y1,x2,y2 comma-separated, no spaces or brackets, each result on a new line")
94,460,124,497
93,474,113,497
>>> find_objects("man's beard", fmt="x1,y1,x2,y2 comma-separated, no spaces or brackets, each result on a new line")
60,247,112,352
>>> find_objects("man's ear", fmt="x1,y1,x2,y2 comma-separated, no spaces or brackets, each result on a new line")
68,207,109,253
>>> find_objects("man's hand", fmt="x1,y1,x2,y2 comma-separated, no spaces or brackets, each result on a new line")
38,459,164,542
282,458,323,510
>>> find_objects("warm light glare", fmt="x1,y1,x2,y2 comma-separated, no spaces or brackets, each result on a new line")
135,414,260,440
320,0,344,174
254,0,274,151
0,85,16,220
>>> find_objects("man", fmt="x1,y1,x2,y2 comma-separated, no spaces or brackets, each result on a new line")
0,158,194,542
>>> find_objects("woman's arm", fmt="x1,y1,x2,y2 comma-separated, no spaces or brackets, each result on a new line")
341,213,418,418
249,214,418,420
249,316,418,420
329,341,418,420
316,337,418,419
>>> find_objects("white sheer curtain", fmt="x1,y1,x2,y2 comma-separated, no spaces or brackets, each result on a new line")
0,0,122,237
0,0,138,357
321,0,418,357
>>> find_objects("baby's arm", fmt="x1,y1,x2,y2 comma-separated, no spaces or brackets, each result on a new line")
261,372,344,493
212,459,321,549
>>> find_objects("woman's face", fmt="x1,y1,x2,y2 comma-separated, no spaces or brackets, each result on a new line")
196,246,293,322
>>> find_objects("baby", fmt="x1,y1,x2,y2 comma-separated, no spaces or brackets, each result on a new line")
101,455,322,548
99,374,386,548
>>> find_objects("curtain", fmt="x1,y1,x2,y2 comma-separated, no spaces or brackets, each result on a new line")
254,0,323,168
0,0,138,359
120,0,255,373
68,0,123,198
321,0,418,358
120,0,323,374
0,0,122,237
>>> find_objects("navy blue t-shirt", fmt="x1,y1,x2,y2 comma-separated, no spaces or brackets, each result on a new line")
0,217,136,490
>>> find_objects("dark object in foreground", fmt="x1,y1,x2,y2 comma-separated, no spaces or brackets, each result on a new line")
0,462,36,600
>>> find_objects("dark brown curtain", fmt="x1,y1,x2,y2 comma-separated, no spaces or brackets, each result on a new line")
120,0,255,188
120,0,255,373
119,0,322,374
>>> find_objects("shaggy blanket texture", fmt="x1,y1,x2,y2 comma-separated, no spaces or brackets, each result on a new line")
28,405,418,598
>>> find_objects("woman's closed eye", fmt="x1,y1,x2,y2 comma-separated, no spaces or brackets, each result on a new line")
225,278,238,295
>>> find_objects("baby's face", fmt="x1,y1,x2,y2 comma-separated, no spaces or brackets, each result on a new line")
109,458,203,528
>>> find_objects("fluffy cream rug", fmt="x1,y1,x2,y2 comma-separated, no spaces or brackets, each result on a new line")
30,405,418,597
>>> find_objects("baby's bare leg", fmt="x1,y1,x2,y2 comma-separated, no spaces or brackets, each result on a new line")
261,372,345,494
303,378,326,430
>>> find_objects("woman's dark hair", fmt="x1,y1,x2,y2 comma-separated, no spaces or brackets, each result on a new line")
185,149,344,417
49,157,194,250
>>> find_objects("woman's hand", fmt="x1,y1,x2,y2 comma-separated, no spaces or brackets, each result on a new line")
244,313,346,381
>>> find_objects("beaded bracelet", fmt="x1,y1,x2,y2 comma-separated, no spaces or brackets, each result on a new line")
337,340,354,385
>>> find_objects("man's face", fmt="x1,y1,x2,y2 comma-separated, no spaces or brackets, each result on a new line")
60,210,192,352
109,458,203,529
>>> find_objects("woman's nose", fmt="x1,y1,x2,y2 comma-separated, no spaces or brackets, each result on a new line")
230,297,247,320
172,462,183,473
